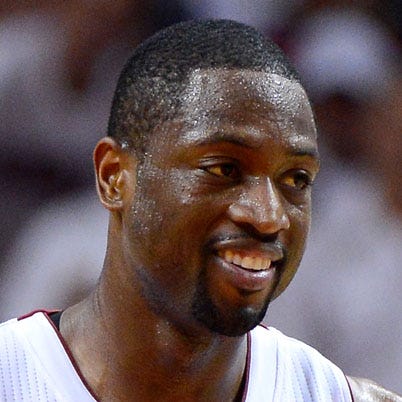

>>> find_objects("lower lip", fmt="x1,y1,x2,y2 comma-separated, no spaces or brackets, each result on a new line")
213,255,277,292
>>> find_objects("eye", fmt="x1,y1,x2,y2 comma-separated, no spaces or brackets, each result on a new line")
204,163,240,179
281,170,313,190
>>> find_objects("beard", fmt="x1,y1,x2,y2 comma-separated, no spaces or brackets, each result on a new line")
191,268,276,337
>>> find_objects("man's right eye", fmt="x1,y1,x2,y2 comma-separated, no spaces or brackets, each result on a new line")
204,163,240,179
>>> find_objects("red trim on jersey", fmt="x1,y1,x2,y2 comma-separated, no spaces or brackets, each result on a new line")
240,331,252,402
17,311,262,401
19,311,99,401
345,376,355,402
18,309,60,321
43,312,100,401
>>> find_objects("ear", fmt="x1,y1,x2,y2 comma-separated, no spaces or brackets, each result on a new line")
93,137,136,211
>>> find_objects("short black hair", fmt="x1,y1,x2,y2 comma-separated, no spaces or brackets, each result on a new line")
107,19,301,154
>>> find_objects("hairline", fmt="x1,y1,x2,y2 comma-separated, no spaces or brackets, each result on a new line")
115,68,303,152
107,20,303,156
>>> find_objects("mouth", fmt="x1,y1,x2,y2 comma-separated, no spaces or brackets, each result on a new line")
211,246,283,294
218,250,272,271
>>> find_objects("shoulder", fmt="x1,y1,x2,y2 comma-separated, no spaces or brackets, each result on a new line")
0,312,51,399
0,316,19,345
0,311,56,369
347,376,402,402
252,324,346,373
0,311,96,401
248,325,353,401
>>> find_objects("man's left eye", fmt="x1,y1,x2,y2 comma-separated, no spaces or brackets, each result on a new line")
281,170,313,190
204,163,240,179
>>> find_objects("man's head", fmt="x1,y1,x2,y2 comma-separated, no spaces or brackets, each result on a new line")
96,20,318,338
107,19,300,156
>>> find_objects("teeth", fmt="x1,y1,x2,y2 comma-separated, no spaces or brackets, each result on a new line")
224,250,234,263
220,251,271,271
233,254,242,265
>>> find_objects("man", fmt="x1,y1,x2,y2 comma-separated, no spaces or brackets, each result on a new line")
0,20,400,401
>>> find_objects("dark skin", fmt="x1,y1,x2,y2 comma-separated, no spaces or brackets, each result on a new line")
60,69,401,401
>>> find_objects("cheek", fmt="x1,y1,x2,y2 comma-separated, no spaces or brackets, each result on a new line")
287,212,310,266
273,204,311,299
128,167,227,268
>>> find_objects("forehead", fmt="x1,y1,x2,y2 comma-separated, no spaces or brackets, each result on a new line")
176,69,317,145
183,69,308,110
147,69,317,160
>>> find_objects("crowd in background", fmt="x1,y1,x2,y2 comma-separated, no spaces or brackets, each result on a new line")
0,0,401,394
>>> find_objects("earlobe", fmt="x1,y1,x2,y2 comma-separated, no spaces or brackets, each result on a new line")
93,137,134,211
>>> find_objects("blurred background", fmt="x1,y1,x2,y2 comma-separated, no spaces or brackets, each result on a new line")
0,0,401,394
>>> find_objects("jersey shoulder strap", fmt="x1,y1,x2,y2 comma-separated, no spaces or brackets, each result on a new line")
245,325,353,402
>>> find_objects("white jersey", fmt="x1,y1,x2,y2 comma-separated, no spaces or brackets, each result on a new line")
0,311,352,401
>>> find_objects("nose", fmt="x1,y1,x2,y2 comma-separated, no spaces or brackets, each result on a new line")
227,177,290,235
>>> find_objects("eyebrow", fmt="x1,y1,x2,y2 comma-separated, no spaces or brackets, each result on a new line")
183,130,320,160
183,130,267,149
288,146,320,160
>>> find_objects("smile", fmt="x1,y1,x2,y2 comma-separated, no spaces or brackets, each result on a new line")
218,250,271,271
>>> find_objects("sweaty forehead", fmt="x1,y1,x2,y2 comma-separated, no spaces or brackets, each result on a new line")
186,68,302,96
186,69,309,109
179,69,316,134
172,69,317,145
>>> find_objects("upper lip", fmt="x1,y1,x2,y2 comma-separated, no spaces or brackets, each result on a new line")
210,237,285,263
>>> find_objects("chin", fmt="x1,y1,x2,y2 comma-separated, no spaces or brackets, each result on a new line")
192,297,270,337
191,266,275,337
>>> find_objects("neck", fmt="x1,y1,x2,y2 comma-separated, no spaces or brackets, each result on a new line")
60,266,248,401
